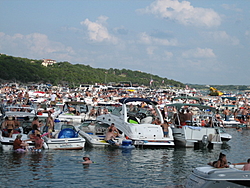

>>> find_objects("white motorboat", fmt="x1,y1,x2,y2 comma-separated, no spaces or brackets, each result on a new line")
219,127,232,142
166,103,223,148
97,97,175,147
57,101,94,123
2,105,37,121
42,123,86,150
0,120,46,151
186,164,250,188
76,120,124,147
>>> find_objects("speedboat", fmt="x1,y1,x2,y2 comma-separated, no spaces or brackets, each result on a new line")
186,164,250,188
1,105,37,121
57,101,93,123
219,127,232,142
166,103,223,148
96,97,175,147
42,123,86,150
75,120,124,147
0,120,46,151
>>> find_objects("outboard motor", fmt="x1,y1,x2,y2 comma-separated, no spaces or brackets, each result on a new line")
202,135,208,146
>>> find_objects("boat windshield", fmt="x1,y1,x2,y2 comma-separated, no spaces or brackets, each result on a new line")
111,106,122,116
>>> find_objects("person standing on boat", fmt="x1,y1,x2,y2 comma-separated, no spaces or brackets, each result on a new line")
223,107,231,121
161,120,170,137
6,116,15,137
45,112,54,138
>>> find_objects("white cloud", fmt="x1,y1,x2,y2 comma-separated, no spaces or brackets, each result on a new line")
205,31,240,45
0,32,75,60
164,51,173,58
139,32,178,46
221,4,242,12
137,0,221,27
81,16,118,44
146,46,156,55
182,47,216,58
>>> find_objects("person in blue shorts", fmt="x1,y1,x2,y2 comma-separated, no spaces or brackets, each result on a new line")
105,128,119,146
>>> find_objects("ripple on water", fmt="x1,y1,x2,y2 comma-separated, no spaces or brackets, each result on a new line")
0,129,249,187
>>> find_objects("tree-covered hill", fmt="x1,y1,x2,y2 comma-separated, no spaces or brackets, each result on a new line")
0,54,184,87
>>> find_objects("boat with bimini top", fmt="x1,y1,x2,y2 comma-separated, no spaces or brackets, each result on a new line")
97,97,175,147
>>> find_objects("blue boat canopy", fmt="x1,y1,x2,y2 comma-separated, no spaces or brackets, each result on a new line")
119,98,158,105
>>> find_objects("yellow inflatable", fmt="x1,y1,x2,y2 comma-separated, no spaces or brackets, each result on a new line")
209,87,223,96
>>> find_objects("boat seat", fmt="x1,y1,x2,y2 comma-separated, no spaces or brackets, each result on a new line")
128,116,140,124
140,116,153,124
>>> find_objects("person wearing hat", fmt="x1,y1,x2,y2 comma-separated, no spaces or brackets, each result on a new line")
82,154,93,164
13,134,29,152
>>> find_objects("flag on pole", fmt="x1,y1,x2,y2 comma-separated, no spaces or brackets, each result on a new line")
162,80,164,84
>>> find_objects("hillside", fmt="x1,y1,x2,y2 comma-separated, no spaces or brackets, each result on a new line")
0,54,184,88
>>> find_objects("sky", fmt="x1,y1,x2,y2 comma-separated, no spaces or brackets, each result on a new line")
1,0,250,85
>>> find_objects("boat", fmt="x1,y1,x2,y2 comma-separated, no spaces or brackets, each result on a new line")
96,97,175,147
0,120,46,151
75,120,125,147
186,164,250,188
219,127,232,142
166,103,223,148
1,105,37,121
57,101,93,123
42,123,86,150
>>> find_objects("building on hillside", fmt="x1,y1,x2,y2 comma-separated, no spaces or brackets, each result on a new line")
42,59,56,67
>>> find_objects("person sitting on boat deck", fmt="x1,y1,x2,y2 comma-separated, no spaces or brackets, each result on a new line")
103,107,109,114
105,128,119,146
81,154,93,164
13,123,21,134
107,123,119,137
32,117,43,130
28,124,41,139
205,117,213,127
152,117,161,125
68,106,76,114
209,153,229,168
89,107,96,117
13,134,29,152
242,158,250,171
161,120,170,137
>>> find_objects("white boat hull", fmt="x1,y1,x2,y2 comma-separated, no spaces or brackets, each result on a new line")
44,137,85,150
186,165,250,188
172,126,222,148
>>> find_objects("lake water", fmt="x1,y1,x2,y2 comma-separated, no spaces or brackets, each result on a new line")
0,128,249,188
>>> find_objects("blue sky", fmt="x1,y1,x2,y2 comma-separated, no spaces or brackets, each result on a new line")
1,0,250,85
